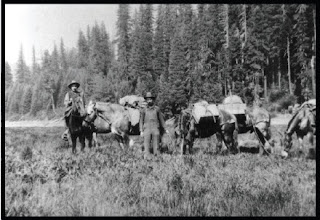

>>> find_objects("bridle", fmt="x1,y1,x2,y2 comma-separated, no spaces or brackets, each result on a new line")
83,102,111,127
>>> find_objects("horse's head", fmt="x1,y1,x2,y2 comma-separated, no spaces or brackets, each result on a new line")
179,110,194,138
82,100,97,128
72,96,87,117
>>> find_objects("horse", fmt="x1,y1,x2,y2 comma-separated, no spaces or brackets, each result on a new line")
283,103,316,154
83,100,133,150
66,96,94,154
244,106,273,155
177,107,239,155
219,95,273,155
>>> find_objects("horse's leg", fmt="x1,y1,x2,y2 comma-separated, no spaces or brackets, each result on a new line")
216,132,223,154
87,133,93,149
114,134,125,150
233,126,239,154
307,131,314,146
93,132,98,147
180,137,185,155
296,132,304,156
122,132,130,149
188,134,194,155
71,134,77,154
79,135,85,152
306,131,315,159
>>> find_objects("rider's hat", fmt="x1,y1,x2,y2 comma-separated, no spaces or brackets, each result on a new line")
68,80,80,89
144,92,156,99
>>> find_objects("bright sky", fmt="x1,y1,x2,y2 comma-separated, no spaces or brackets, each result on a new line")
5,4,140,67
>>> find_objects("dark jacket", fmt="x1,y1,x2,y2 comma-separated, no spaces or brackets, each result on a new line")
140,105,166,132
64,89,85,117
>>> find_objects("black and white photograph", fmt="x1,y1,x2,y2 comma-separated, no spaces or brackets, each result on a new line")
4,3,316,216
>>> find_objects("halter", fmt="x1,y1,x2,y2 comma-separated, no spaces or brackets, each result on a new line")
84,104,111,126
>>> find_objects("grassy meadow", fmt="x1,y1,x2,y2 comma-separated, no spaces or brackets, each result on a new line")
4,125,316,216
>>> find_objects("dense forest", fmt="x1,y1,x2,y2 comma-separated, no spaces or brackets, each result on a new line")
5,4,316,119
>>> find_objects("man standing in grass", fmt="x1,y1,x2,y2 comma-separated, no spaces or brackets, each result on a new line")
139,92,166,160
61,80,86,142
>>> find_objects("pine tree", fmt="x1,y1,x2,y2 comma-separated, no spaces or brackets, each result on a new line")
77,30,89,68
30,78,44,115
60,38,68,72
100,22,112,76
129,7,143,92
281,4,296,95
292,4,313,97
136,4,155,95
167,10,188,113
20,85,33,114
5,62,13,89
16,45,30,84
116,4,131,80
31,46,41,80
162,4,178,79
153,5,165,79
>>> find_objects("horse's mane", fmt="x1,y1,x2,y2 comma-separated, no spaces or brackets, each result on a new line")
286,106,310,131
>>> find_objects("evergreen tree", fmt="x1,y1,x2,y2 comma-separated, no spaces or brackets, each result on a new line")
30,77,44,115
129,7,143,93
292,4,313,97
77,30,89,68
60,38,68,72
136,4,155,95
166,10,188,113
20,85,33,114
31,46,41,80
153,5,165,79
5,62,13,89
100,22,112,76
116,4,131,80
16,45,30,84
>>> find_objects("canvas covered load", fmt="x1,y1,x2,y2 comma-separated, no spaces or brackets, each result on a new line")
218,95,247,115
127,108,140,126
119,95,146,108
192,100,220,124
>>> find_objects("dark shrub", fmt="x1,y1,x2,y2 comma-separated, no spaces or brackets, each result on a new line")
277,95,297,111
20,146,33,160
269,89,286,103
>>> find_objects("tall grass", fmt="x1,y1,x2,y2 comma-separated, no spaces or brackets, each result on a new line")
5,127,315,216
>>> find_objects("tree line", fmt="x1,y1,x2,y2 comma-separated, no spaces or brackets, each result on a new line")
5,4,316,118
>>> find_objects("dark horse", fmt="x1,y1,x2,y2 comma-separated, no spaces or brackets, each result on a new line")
66,96,94,154
178,108,239,155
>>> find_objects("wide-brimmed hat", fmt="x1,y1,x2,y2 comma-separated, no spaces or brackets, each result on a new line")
68,80,80,89
144,92,156,99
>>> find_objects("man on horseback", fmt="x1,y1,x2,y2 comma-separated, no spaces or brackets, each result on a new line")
62,80,86,141
140,92,166,160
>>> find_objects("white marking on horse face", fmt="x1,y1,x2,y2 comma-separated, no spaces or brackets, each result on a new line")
87,100,95,114
111,126,117,134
